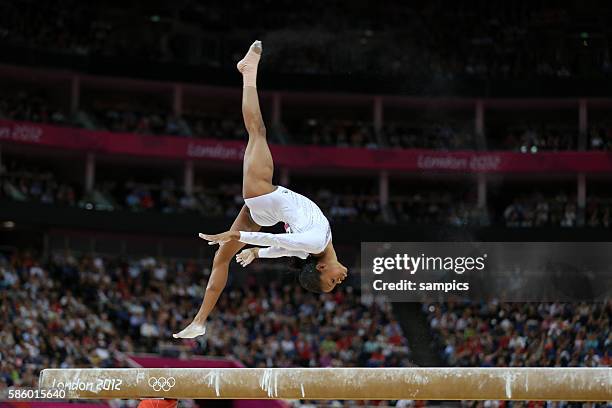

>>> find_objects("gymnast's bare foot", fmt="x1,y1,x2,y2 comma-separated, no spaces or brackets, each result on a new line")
237,40,262,87
173,320,207,339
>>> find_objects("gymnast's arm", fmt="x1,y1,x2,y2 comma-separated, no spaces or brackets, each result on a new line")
200,230,325,254
238,230,324,253
258,246,309,259
174,205,259,336
235,246,308,267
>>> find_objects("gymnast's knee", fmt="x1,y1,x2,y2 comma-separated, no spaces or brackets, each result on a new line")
243,185,271,200
246,124,266,139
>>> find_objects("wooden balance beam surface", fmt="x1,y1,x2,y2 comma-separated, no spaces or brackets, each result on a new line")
38,367,612,401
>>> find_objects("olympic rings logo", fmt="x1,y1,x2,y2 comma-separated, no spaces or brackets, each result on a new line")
148,376,176,392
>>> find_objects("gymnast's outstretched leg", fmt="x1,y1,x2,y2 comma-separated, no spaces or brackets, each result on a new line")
237,41,275,199
171,42,272,339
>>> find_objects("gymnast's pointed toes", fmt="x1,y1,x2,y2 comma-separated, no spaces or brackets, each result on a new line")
251,40,262,54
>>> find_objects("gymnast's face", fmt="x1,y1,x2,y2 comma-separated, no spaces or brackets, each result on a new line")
317,261,348,292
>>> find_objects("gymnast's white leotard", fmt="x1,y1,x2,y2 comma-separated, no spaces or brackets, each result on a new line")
241,186,332,259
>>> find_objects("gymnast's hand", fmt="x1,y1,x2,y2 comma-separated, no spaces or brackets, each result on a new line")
173,319,207,339
236,247,259,267
199,231,240,246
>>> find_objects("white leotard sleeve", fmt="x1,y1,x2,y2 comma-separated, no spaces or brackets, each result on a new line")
258,246,309,259
239,231,326,254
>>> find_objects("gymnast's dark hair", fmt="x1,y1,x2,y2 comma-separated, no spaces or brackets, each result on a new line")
291,256,323,293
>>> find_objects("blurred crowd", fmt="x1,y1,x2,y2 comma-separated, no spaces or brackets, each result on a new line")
281,119,379,148
90,104,246,141
0,252,128,391
425,301,610,367
388,191,483,227
5,160,612,229
502,192,578,228
501,191,612,228
497,125,577,152
4,91,612,152
589,124,612,150
0,250,410,391
384,122,475,150
0,161,79,207
0,92,68,125
586,197,612,228
0,158,485,227
1,1,612,81
284,119,476,150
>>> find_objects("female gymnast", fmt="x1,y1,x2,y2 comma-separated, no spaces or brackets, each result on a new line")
173,41,348,339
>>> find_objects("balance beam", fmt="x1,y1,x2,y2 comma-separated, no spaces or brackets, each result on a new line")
38,367,611,401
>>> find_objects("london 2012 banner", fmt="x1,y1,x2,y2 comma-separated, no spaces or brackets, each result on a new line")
2,119,612,173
